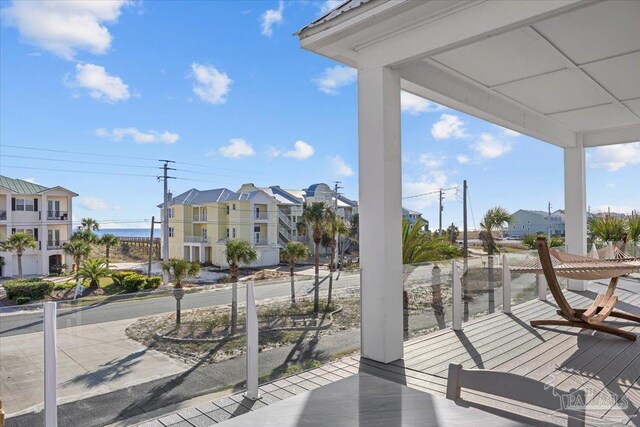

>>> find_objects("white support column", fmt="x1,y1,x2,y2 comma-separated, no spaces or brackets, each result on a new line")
244,282,260,400
358,66,403,363
452,261,462,331
564,138,588,291
502,254,511,314
44,301,58,427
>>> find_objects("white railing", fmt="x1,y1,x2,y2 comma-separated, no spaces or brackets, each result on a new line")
278,212,293,228
184,236,208,243
192,213,207,222
255,212,268,220
255,239,269,246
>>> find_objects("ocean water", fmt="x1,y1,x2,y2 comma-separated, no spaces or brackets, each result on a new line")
94,228,160,238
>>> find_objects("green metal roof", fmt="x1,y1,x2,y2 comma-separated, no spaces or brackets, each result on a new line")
0,175,49,194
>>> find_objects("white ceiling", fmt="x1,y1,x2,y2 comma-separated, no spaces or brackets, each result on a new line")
428,1,640,134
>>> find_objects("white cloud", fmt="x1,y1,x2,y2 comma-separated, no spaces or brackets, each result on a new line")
403,170,450,211
401,92,444,115
70,63,130,102
319,0,343,15
266,145,281,158
314,65,356,95
418,154,443,168
190,63,232,104
260,0,284,37
2,0,128,60
431,114,467,139
589,142,640,172
96,127,179,144
79,196,115,211
284,140,314,160
471,133,512,159
328,155,354,177
22,177,38,184
456,155,470,164
217,138,255,158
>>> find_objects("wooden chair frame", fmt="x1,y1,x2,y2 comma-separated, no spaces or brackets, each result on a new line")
530,237,639,341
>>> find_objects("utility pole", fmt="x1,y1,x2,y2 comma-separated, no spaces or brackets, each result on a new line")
438,189,444,233
547,201,552,240
332,181,343,273
158,160,176,286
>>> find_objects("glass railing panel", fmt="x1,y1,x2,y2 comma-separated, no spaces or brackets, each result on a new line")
0,302,45,424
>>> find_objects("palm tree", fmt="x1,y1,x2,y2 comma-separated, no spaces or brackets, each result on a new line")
80,217,100,232
628,215,640,244
588,215,626,243
99,233,120,266
402,217,430,336
225,239,258,334
301,202,331,314
325,213,349,305
479,206,511,313
77,258,111,288
1,233,37,278
63,240,91,279
161,259,201,325
280,242,309,305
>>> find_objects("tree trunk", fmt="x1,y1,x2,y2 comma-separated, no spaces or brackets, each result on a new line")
290,265,295,305
313,241,320,314
231,264,238,335
328,243,336,306
106,246,110,266
17,252,23,278
174,286,184,325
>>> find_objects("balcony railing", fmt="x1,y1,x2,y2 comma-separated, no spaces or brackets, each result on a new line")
47,211,69,220
254,239,269,246
47,240,66,250
193,214,207,222
184,236,208,243
0,210,6,220
254,212,268,220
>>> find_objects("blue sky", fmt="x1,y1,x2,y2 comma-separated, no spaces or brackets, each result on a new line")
1,0,638,230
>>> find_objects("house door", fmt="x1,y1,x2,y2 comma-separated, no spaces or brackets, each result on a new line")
47,200,60,219
202,228,207,242
254,226,261,243
255,207,260,218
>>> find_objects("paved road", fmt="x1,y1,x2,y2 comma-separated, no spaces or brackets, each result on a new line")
0,273,362,337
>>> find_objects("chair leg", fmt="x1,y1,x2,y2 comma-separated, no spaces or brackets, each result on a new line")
530,319,637,341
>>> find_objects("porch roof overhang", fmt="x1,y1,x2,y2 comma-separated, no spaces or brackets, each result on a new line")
297,0,640,149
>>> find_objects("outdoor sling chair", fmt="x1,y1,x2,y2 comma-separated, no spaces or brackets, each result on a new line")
447,363,586,427
514,237,640,341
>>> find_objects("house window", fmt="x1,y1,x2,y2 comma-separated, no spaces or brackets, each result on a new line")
167,208,174,219
15,198,35,211
226,205,230,215
226,228,230,238
232,204,236,210
168,227,174,237
14,228,34,236
232,228,236,238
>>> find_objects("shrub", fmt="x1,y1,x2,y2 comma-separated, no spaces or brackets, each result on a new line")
112,271,137,287
49,264,68,276
54,281,76,291
4,279,55,301
122,273,147,293
15,297,31,305
142,276,162,289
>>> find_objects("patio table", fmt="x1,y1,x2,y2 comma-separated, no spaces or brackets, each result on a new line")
219,372,528,426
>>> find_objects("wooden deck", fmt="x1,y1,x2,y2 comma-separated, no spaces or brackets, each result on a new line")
136,277,640,427
360,277,640,426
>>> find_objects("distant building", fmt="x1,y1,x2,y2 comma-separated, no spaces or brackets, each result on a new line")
0,176,77,277
508,209,565,238
402,208,429,231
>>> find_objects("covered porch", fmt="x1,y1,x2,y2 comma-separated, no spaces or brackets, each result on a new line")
298,0,640,364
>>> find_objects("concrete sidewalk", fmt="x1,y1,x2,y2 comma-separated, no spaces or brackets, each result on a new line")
0,318,188,416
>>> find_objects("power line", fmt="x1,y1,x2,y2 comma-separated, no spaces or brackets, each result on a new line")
1,144,159,162
402,186,458,200
2,154,160,170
